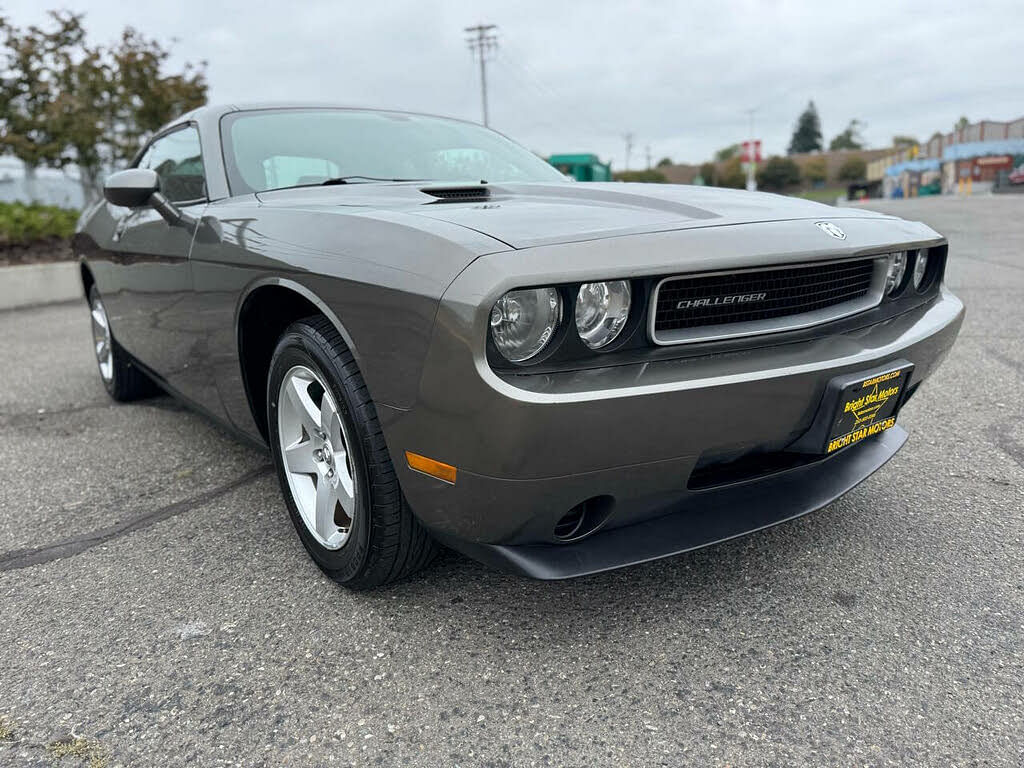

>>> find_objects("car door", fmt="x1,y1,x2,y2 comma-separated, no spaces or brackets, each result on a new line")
103,123,209,398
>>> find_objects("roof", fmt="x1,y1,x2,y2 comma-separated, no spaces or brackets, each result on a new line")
942,139,1024,161
885,159,941,177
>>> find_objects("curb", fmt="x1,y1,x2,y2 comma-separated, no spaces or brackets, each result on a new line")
0,261,83,311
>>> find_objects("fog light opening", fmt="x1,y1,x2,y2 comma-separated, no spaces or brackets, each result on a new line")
553,495,615,543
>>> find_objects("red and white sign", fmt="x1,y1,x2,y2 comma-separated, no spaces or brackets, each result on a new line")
741,140,762,163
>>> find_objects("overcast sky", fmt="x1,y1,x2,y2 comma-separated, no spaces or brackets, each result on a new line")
5,0,1022,168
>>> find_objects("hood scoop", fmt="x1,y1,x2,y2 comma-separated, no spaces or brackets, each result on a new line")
420,184,491,202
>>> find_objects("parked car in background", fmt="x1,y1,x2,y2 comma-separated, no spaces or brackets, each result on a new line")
76,103,964,588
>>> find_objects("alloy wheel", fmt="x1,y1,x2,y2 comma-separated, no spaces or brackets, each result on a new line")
277,365,357,549
90,295,114,384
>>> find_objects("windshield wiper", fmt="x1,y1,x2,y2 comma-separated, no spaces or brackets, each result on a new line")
320,175,425,185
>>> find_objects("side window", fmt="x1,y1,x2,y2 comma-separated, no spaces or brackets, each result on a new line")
137,125,207,203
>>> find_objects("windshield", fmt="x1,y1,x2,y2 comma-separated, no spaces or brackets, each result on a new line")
221,108,567,194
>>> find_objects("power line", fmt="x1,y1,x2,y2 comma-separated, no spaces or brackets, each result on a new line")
465,23,498,126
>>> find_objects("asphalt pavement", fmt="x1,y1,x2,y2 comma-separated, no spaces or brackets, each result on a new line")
1,195,1022,766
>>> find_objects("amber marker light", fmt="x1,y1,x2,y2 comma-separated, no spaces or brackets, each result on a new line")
405,451,457,484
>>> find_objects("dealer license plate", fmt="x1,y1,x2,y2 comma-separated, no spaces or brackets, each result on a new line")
824,366,912,454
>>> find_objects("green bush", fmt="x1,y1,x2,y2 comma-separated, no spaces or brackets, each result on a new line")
838,157,867,182
613,169,668,183
0,201,79,246
756,157,802,192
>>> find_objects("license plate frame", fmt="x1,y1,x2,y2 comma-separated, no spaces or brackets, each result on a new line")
790,361,914,455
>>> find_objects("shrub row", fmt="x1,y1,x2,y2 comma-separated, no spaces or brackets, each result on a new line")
0,201,80,246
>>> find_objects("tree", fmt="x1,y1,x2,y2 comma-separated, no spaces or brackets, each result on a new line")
106,28,207,165
715,144,740,162
892,135,918,150
803,156,827,184
0,11,207,202
656,156,673,168
0,11,85,198
829,119,864,151
718,156,746,189
788,101,823,154
838,156,867,181
756,156,801,192
955,116,969,131
698,161,715,185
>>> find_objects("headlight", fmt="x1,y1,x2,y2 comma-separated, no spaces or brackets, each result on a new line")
912,249,929,290
489,287,562,363
886,252,907,295
575,281,631,350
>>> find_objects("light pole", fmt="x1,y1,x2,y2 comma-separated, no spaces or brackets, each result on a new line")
465,24,498,126
745,108,758,192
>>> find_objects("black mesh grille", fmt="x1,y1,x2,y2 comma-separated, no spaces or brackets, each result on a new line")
653,258,876,334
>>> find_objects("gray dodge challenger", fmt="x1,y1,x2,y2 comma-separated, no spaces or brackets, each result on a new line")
76,103,964,588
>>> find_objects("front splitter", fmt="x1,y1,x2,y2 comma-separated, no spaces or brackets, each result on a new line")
437,426,907,580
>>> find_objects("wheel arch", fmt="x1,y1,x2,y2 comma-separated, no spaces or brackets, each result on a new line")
236,277,364,442
79,258,95,299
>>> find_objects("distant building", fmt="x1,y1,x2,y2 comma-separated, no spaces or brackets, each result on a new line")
547,154,612,182
868,115,1024,197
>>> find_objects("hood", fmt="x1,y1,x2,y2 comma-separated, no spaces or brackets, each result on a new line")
255,181,890,250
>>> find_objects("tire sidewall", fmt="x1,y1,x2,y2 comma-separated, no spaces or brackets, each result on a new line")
267,329,373,582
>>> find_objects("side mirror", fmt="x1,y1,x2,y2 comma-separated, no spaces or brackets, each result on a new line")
103,168,160,208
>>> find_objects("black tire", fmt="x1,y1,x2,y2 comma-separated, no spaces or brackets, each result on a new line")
88,285,157,402
267,316,438,589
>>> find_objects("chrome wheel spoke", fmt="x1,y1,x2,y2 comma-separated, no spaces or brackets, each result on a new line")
336,469,356,519
284,438,318,474
314,478,338,540
91,307,107,332
320,391,343,443
284,374,321,436
90,297,114,384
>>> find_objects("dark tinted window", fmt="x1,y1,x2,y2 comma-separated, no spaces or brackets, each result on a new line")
137,125,207,203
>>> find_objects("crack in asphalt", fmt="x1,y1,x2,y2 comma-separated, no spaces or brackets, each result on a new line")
988,424,1024,471
985,346,1024,380
0,465,272,573
0,398,187,428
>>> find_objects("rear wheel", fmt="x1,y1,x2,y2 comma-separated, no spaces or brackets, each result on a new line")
267,316,437,589
88,285,156,401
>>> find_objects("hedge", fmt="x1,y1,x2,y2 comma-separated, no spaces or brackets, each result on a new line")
0,201,80,246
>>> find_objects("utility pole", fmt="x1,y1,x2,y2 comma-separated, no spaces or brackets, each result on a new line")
623,133,634,171
465,24,498,126
645,144,652,170
744,107,758,192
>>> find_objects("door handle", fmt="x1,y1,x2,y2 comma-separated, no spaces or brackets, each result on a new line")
112,217,129,243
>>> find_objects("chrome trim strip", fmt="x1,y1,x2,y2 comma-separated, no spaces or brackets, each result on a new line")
648,255,890,346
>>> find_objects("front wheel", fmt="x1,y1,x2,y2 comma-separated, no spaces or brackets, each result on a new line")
267,316,437,589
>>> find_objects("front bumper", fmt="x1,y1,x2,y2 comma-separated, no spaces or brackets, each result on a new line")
438,426,907,579
380,277,963,577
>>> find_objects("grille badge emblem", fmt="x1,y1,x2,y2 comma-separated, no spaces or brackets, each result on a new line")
816,221,847,240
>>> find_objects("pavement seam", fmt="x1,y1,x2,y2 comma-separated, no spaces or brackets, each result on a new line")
0,464,272,572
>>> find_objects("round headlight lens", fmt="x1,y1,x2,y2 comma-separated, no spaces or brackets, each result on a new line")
575,280,632,350
886,251,907,294
912,249,929,290
489,287,562,363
